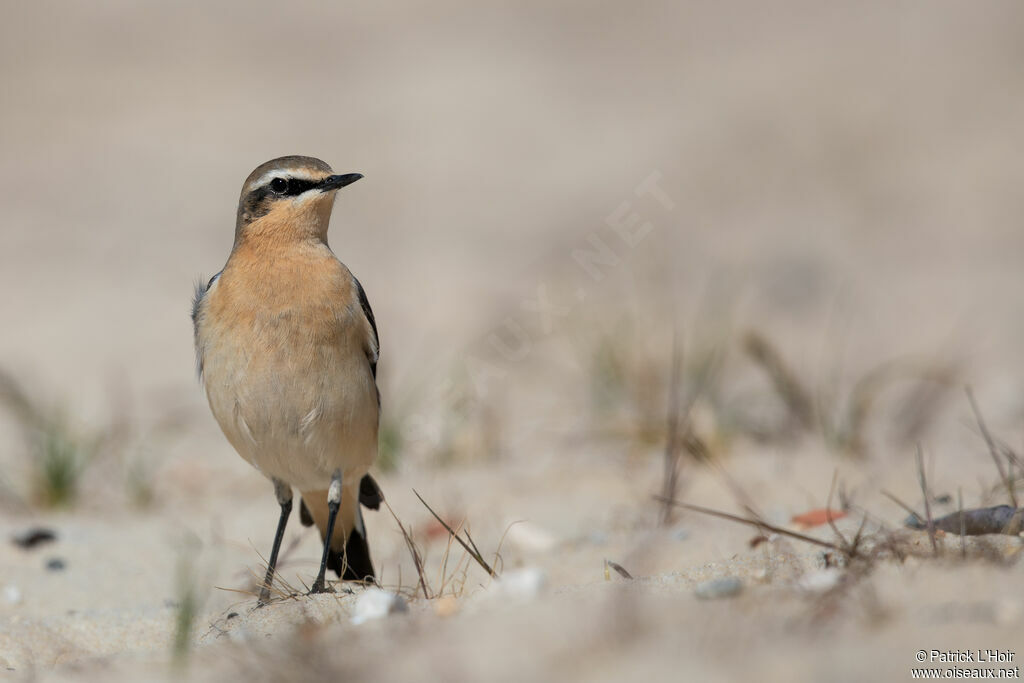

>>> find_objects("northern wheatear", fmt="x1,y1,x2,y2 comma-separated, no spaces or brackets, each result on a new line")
192,155,382,602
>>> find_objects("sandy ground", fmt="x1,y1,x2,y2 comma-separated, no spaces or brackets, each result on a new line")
2,1,1024,681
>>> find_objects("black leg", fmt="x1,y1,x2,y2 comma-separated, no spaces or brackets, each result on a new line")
310,470,342,594
258,479,293,606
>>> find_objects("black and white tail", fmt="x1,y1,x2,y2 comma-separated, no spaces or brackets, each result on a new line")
299,473,382,582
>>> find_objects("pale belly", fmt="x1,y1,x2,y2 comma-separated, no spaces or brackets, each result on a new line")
201,324,378,492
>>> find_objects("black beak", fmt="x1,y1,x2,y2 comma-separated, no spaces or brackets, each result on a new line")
318,173,364,192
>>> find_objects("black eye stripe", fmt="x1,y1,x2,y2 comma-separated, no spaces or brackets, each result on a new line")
239,176,324,226
268,177,319,196
280,178,318,196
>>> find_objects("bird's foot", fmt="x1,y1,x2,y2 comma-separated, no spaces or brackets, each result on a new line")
308,579,335,595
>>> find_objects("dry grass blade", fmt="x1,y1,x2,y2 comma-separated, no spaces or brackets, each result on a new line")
743,330,815,431
659,331,683,526
217,547,307,605
826,470,850,550
916,445,938,556
383,500,431,599
966,387,1018,508
706,459,766,523
488,520,521,577
462,527,487,568
413,489,496,577
659,332,722,525
997,443,1024,485
652,495,843,552
436,522,460,593
847,513,869,557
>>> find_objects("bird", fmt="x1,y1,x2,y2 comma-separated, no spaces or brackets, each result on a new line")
192,155,383,603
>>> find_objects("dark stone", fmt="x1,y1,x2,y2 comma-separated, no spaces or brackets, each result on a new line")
12,527,57,549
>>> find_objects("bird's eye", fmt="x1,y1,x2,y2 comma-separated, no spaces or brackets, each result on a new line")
270,177,289,193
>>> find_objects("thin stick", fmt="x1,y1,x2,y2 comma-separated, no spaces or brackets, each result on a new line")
413,490,496,577
652,496,843,552
967,387,1018,508
916,445,938,556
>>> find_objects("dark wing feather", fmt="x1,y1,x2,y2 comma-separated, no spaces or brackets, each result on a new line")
359,474,384,509
353,276,378,378
352,278,384,513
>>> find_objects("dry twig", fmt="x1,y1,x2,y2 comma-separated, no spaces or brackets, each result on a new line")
414,490,497,578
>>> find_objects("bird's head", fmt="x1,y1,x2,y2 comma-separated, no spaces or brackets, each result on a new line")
234,155,362,243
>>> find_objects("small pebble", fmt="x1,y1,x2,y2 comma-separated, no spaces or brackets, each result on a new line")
226,612,239,620
3,585,22,605
45,558,66,571
12,528,56,550
351,588,407,625
434,596,459,618
694,577,743,600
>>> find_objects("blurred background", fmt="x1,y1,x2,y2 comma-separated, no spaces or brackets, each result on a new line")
2,1,1024,679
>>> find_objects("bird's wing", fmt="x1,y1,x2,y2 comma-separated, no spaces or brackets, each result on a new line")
351,276,384,512
191,271,222,378
353,275,378,379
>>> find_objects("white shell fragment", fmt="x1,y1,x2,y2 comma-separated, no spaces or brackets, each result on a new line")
505,522,559,553
350,588,407,625
489,567,548,601
3,585,22,605
798,569,842,594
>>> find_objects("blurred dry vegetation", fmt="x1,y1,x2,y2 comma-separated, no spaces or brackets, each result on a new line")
1,0,1024,680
